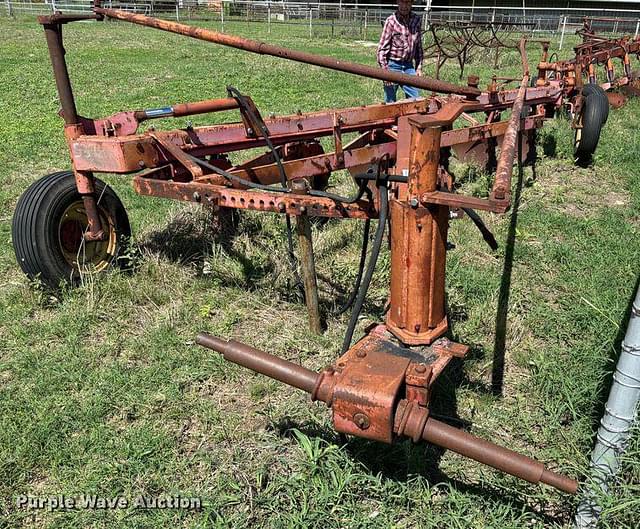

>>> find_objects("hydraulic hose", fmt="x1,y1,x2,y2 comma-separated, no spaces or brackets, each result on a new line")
333,219,371,317
340,180,389,354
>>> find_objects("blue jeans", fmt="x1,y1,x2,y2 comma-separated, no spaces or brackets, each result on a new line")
384,60,420,103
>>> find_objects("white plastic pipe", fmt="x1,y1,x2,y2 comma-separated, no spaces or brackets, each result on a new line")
574,285,640,528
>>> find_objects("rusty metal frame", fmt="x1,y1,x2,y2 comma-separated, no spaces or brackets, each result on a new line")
32,5,592,495
535,20,640,108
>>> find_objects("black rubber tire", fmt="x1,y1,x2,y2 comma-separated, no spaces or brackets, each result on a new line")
12,171,131,289
574,92,608,165
581,83,609,124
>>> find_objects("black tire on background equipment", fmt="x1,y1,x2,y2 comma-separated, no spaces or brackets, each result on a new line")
12,171,131,289
581,83,609,123
574,91,608,165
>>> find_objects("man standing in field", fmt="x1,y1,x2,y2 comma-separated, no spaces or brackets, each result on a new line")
377,0,424,103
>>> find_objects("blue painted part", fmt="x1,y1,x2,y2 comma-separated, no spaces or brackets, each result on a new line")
144,107,174,118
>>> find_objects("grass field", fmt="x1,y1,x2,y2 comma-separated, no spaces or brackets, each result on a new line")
1,15,639,529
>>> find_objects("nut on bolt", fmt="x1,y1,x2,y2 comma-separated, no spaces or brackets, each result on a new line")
353,412,370,430
409,197,419,208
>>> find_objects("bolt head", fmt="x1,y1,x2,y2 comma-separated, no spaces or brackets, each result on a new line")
415,364,427,374
409,197,419,208
353,412,370,430
356,350,367,358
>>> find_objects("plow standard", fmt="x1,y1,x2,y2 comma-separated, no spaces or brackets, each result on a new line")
12,4,640,496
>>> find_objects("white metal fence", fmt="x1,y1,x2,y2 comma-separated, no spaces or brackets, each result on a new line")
2,1,640,42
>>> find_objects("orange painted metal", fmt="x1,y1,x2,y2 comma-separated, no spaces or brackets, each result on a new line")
34,8,600,496
132,176,376,219
196,330,578,494
94,6,481,99
535,24,640,106
386,124,449,345
330,336,411,443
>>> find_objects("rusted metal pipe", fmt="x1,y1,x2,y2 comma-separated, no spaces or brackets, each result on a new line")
42,23,79,125
196,334,578,494
134,98,239,121
491,73,529,203
490,38,531,204
421,417,578,494
93,7,481,98
196,333,319,393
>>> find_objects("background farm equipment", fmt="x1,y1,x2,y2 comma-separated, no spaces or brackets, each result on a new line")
12,3,640,498
534,19,640,163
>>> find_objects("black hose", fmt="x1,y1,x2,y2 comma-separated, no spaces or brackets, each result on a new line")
227,86,304,295
188,154,292,193
332,219,371,316
340,180,389,354
309,179,369,204
462,207,499,251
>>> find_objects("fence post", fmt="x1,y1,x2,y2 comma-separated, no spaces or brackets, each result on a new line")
6,0,12,17
175,3,179,22
635,19,640,39
364,9,368,39
559,15,567,50
309,7,312,38
221,0,224,32
268,1,271,34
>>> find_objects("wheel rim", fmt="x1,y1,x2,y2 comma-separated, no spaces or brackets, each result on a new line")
58,200,118,273
574,126,583,151
574,107,584,153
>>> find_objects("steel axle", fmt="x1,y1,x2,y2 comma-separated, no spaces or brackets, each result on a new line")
197,333,578,494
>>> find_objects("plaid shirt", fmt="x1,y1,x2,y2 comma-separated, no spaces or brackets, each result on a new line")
377,12,424,69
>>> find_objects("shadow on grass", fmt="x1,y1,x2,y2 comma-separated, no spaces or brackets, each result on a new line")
138,204,388,316
138,208,286,291
138,207,237,265
270,415,566,526
491,135,537,396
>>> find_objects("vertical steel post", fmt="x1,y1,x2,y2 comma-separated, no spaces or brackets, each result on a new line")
43,24,80,125
42,22,104,240
560,15,567,50
296,214,322,334
386,121,448,345
364,9,367,39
